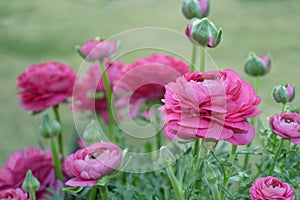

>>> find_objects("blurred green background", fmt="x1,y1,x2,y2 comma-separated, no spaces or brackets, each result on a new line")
0,0,299,164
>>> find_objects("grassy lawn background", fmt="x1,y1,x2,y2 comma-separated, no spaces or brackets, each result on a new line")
0,0,299,164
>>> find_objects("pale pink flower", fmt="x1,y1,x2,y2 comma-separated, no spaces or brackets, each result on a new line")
0,188,28,200
250,176,295,200
270,112,300,144
114,54,189,117
17,62,76,112
64,142,122,187
160,69,261,145
78,38,117,60
0,147,62,200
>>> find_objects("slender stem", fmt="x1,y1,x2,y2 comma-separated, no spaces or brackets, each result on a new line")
196,139,208,169
281,103,286,113
211,184,220,200
193,138,200,157
220,145,237,200
191,45,197,72
100,60,117,138
200,47,206,72
268,139,284,176
89,186,97,200
100,185,110,200
29,191,36,200
50,138,64,181
52,106,64,162
166,165,184,200
254,76,260,94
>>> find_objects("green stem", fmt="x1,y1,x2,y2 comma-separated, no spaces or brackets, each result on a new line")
89,186,97,200
220,145,237,200
166,165,184,200
200,47,206,72
29,191,36,200
100,60,118,138
211,184,220,200
52,106,64,162
196,139,208,169
191,45,197,72
50,138,63,181
193,138,200,157
268,139,284,176
254,76,260,94
281,103,286,113
100,185,110,200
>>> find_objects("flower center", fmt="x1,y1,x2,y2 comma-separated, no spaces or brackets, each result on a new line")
284,118,294,123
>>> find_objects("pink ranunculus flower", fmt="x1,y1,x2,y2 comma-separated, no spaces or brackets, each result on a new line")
0,147,62,200
0,188,29,200
78,38,117,60
114,54,189,117
64,142,122,187
17,61,76,112
250,176,295,200
160,69,261,145
71,60,126,123
270,112,300,144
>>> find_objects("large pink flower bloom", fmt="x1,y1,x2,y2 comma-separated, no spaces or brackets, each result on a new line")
0,188,28,200
78,38,117,60
0,147,62,200
64,142,122,187
250,176,295,200
114,54,189,117
160,69,261,145
17,62,76,112
270,112,300,144
71,60,126,122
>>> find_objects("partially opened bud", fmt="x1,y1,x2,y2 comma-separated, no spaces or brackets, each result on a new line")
244,52,271,76
76,37,117,61
39,113,61,139
22,170,40,192
272,84,295,104
185,18,223,48
181,0,210,19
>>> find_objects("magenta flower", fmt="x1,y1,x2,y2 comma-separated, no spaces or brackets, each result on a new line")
0,188,28,200
160,69,261,145
270,112,300,144
71,60,126,123
64,142,122,187
0,147,62,200
250,176,295,200
77,38,117,60
17,61,76,112
114,54,189,117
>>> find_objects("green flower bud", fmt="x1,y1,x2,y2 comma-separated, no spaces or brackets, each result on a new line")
181,0,210,20
39,113,61,139
272,84,295,104
22,170,40,192
185,18,223,48
204,160,221,184
244,52,271,76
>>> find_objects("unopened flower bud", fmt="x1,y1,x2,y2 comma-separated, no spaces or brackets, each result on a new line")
22,170,40,192
159,146,176,167
39,113,61,139
204,160,221,184
244,52,271,76
185,18,223,48
181,0,210,19
272,84,295,104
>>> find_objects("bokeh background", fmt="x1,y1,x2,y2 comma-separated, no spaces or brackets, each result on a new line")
1,0,299,164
